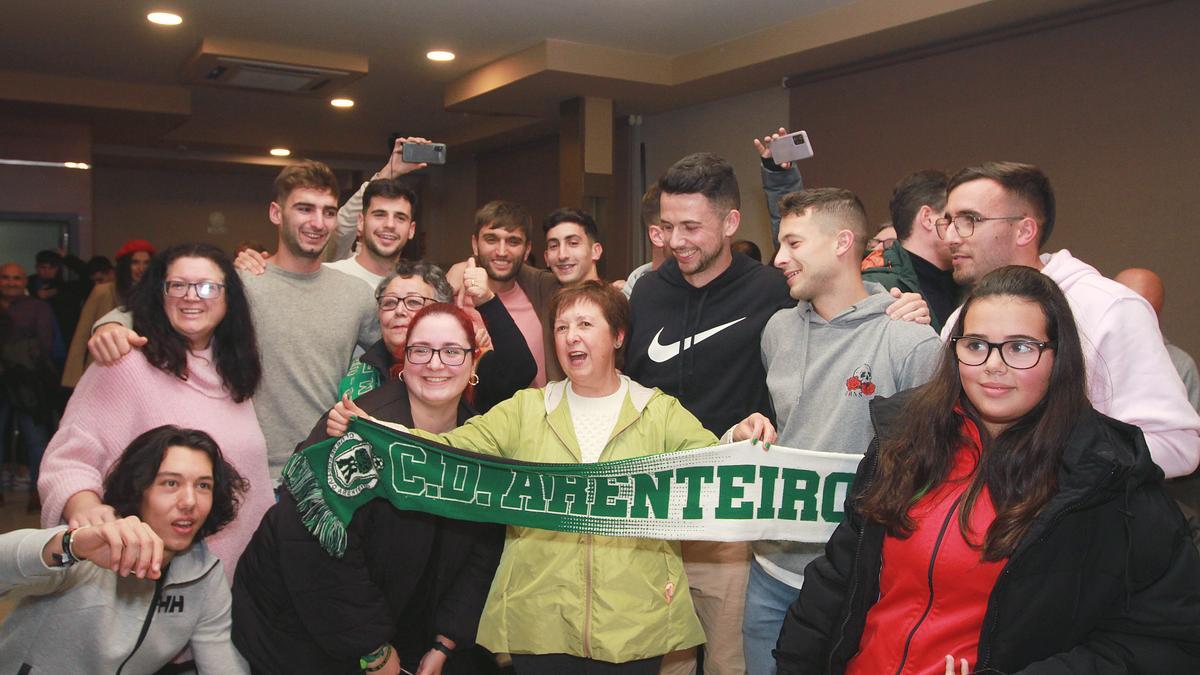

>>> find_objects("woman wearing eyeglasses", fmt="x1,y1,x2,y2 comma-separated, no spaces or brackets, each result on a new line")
337,259,536,414
233,302,505,675
39,243,273,580
774,265,1200,674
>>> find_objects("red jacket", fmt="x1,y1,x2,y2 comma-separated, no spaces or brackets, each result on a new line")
847,418,1005,675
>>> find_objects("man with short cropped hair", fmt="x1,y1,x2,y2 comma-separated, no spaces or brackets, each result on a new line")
89,160,379,477
738,188,939,675
939,161,1200,478
862,169,960,331
324,178,417,289
542,207,603,286
626,152,795,675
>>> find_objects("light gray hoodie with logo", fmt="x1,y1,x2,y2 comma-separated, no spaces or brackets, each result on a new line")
754,282,941,587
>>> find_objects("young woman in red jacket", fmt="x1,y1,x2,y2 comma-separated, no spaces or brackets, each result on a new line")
775,265,1200,674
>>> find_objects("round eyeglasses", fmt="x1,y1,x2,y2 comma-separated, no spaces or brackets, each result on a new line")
163,280,225,300
405,345,468,366
377,293,435,312
934,214,1022,239
951,337,1055,369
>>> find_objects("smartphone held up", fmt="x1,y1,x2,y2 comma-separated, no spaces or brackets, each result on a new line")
768,130,814,164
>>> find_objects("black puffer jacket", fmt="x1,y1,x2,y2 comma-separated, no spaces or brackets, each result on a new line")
776,392,1200,674
232,385,504,674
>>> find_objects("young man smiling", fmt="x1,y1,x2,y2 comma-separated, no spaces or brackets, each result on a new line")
542,207,603,286
737,188,939,675
323,178,417,289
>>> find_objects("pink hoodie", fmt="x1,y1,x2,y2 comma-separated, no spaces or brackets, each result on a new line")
39,348,274,581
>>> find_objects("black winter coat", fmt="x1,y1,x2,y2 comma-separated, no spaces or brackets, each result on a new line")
232,385,504,674
776,393,1200,674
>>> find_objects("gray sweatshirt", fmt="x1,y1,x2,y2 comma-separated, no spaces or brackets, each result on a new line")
754,282,941,586
0,527,248,674
96,265,379,477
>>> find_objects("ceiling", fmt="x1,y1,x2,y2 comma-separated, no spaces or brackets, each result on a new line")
0,0,1128,171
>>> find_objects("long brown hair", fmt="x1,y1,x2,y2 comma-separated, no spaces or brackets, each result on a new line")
856,266,1090,560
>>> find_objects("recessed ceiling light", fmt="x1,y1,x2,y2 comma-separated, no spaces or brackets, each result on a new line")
330,98,355,108
269,148,291,157
147,12,183,26
426,50,456,62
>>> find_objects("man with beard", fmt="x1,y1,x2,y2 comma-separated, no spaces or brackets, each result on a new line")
323,178,416,289
467,200,561,386
88,161,379,478
937,161,1200,478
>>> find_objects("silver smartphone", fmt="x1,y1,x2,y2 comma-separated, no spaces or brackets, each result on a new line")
401,142,447,165
768,130,814,164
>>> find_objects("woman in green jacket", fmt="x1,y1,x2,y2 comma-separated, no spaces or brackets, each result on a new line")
339,281,712,673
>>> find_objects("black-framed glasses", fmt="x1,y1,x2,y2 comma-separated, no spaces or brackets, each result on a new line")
405,345,469,366
934,214,1023,239
163,280,225,300
376,293,435,312
952,337,1055,369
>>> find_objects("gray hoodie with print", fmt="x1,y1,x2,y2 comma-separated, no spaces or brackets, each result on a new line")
754,282,941,585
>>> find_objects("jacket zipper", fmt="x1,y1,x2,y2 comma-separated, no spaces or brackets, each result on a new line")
892,492,964,675
116,575,165,675
827,442,879,673
975,468,1115,670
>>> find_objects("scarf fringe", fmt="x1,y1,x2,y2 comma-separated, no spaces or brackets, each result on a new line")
282,453,349,557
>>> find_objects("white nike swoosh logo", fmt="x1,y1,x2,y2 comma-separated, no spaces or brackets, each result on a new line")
646,317,748,363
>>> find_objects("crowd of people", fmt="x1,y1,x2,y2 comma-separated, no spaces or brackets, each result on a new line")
1,129,1199,674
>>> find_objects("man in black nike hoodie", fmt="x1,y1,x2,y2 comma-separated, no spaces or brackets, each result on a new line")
625,152,793,675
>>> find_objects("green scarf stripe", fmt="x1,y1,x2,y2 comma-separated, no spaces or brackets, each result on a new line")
284,418,862,558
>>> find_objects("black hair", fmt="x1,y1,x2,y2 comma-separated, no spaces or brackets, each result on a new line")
130,243,262,402
103,425,247,541
542,207,600,243
889,170,948,240
362,177,418,214
659,152,740,213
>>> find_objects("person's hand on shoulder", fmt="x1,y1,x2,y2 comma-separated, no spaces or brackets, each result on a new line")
87,324,147,365
885,288,931,324
233,248,270,275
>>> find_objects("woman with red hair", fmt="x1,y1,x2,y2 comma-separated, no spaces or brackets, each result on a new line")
232,302,505,675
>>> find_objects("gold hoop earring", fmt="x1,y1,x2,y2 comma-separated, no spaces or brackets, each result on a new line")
468,373,480,386
397,370,404,382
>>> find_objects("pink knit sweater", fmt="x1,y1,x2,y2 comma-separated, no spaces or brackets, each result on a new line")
38,348,273,581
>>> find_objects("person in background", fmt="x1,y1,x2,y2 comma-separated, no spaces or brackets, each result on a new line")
344,282,712,674
619,184,672,298
1114,266,1200,551
26,248,89,350
62,239,156,389
40,243,273,579
862,170,960,331
543,207,604,286
732,239,763,263
234,303,505,675
775,265,1200,674
1,425,250,674
1,262,56,512
338,259,535,414
85,256,114,285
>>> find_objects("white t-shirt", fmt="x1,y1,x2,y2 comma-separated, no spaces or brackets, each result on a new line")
324,257,386,292
566,379,628,463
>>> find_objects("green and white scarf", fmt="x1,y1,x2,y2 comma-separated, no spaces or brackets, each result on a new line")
283,417,863,557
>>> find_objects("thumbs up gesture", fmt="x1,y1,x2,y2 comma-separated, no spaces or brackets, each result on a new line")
459,257,494,307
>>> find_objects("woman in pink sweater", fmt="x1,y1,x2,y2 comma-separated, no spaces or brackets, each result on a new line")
39,242,271,579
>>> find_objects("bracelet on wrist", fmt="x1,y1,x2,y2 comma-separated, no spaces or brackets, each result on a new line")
53,528,85,568
360,643,393,672
430,641,453,657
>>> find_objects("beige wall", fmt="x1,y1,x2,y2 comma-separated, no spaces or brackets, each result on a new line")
0,115,93,252
92,165,278,257
420,160,479,269
788,0,1200,358
640,85,791,260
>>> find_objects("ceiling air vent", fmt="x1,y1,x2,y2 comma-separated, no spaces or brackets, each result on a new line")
183,37,367,96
